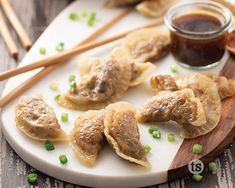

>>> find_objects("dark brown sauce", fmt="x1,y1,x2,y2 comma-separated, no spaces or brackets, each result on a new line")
171,13,227,67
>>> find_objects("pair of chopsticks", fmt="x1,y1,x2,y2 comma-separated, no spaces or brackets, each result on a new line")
0,9,164,108
0,0,32,59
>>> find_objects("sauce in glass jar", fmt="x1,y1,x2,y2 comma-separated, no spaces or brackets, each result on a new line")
165,1,232,69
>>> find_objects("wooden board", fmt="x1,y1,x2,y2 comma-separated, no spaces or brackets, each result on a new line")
168,56,235,181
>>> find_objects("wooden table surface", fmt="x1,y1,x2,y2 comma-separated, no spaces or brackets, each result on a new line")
0,0,234,187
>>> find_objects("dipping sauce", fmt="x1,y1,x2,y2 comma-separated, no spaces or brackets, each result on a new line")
165,1,232,69
171,13,227,67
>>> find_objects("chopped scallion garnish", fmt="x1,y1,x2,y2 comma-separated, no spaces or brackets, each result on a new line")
39,48,46,55
208,162,217,173
54,94,61,101
61,113,68,122
87,12,96,27
193,144,203,154
144,145,152,153
50,82,58,91
59,154,68,164
192,174,203,182
70,81,77,89
27,172,38,184
69,12,79,21
68,75,76,83
170,65,178,73
148,125,158,134
44,140,55,151
152,130,161,139
56,42,65,52
81,10,87,18
167,133,175,142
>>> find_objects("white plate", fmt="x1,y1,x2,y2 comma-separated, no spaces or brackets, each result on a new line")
1,0,228,187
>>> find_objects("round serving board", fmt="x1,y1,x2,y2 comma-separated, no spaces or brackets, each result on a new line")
1,0,235,187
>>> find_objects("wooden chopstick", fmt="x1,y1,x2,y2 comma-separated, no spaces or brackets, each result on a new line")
0,17,164,81
0,11,18,59
0,8,132,108
0,0,32,50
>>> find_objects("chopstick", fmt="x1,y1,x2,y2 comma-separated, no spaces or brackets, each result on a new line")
0,0,32,50
0,17,164,81
0,11,18,58
0,8,132,108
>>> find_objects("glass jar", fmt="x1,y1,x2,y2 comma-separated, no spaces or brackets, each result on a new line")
165,1,233,69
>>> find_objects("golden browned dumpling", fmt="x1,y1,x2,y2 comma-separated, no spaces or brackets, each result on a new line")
136,0,178,17
130,62,156,87
121,28,170,63
69,110,105,166
16,96,67,141
104,102,150,168
150,72,225,138
137,89,206,126
57,48,132,110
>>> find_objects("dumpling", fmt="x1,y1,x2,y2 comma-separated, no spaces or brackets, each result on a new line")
130,62,156,87
105,0,140,8
136,0,178,17
15,96,67,141
137,89,206,127
69,110,105,166
150,72,223,138
57,48,132,110
104,102,150,168
121,28,170,63
201,72,235,100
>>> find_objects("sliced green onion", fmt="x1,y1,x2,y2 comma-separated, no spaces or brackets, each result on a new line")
27,172,38,184
152,130,161,139
56,42,65,52
50,82,58,91
167,133,175,142
208,162,217,173
68,75,76,83
59,154,68,164
148,125,158,134
193,144,203,154
69,12,79,21
70,81,77,89
170,65,178,73
54,94,61,101
87,12,96,27
81,10,87,18
192,174,203,182
44,140,55,151
39,47,46,55
144,144,151,153
61,113,68,122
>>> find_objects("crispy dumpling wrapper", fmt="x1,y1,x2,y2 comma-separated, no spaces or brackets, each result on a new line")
104,102,150,168
57,48,132,110
137,89,206,126
69,110,105,166
136,0,178,17
121,28,170,63
151,72,224,138
130,62,156,87
16,96,67,141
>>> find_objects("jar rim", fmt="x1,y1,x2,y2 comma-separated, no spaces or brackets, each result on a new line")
165,0,233,39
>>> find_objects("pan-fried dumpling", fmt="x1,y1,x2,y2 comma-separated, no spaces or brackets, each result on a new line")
121,28,170,63
130,62,156,87
137,89,206,127
104,102,150,168
78,57,101,77
16,96,67,141
69,110,105,166
136,0,178,17
201,72,235,100
57,48,132,110
105,0,140,8
151,73,223,138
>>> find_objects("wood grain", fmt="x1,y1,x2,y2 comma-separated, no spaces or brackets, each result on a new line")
0,1,234,188
168,56,235,182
